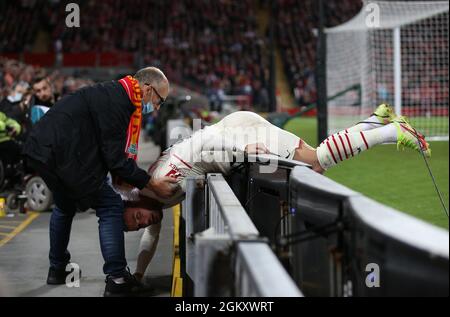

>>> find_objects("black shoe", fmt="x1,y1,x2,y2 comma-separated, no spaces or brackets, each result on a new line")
46,265,82,285
103,270,144,297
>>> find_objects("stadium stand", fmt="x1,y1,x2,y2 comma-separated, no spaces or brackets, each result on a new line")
1,0,271,110
276,0,362,107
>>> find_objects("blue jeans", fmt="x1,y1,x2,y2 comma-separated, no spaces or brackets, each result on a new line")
49,179,127,277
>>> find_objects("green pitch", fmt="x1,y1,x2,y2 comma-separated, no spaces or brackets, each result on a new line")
285,117,449,229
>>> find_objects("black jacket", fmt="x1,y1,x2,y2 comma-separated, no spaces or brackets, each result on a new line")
23,81,150,210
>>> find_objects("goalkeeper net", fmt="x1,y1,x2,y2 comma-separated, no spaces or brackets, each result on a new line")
326,1,449,140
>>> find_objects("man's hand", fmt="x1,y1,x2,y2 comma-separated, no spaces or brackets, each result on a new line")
245,143,270,155
147,176,179,198
6,126,19,138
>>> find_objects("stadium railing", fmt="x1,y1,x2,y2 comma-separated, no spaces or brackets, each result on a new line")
178,154,448,297
289,166,449,296
180,174,303,297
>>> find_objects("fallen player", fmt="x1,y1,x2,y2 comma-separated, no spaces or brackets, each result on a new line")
120,104,430,282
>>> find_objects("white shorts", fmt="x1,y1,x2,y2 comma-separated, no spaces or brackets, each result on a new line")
214,111,302,159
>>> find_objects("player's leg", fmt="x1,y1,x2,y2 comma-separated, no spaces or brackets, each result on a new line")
314,116,430,172
292,104,396,170
218,111,321,171
216,111,273,130
337,103,397,134
213,111,294,156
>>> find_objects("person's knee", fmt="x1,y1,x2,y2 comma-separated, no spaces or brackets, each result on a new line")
293,146,324,174
53,205,76,217
293,144,316,162
312,163,325,174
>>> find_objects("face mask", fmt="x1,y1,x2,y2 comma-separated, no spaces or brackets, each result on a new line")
142,100,154,115
7,92,23,103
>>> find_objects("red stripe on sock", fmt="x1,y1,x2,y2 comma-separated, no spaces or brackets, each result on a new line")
338,133,349,159
331,135,343,161
360,131,369,150
326,141,338,164
345,134,354,157
345,129,348,133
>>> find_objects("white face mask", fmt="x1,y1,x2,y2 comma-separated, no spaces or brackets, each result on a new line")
7,92,23,103
142,86,156,115
142,100,154,114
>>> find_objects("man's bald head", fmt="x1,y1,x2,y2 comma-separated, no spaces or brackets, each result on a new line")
134,67,169,109
134,67,169,91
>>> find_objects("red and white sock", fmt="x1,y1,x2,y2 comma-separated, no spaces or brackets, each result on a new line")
317,124,397,170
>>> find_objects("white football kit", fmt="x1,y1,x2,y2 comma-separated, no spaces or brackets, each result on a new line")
139,111,302,207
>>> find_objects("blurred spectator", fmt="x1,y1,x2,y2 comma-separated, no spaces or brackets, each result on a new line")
0,81,31,139
31,75,57,108
29,75,59,125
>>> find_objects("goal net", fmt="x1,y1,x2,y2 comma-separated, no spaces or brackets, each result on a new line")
326,1,449,140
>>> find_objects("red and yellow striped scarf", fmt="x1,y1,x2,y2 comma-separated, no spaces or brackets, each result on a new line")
119,75,142,161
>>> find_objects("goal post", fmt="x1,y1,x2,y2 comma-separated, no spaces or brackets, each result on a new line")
325,1,449,140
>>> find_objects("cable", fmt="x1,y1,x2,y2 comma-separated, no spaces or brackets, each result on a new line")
273,213,289,247
414,128,449,218
276,220,345,247
244,189,261,208
355,120,385,126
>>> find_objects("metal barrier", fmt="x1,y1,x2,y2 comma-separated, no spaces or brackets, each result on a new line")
223,156,448,297
180,156,448,297
234,242,302,297
346,195,449,296
289,166,449,297
180,173,303,297
207,174,259,239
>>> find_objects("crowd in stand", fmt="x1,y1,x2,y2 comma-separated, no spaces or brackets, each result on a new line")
0,0,361,110
0,0,42,53
1,0,270,110
276,0,362,107
1,0,447,112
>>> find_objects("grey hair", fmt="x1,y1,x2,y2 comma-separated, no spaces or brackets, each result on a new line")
134,67,168,88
